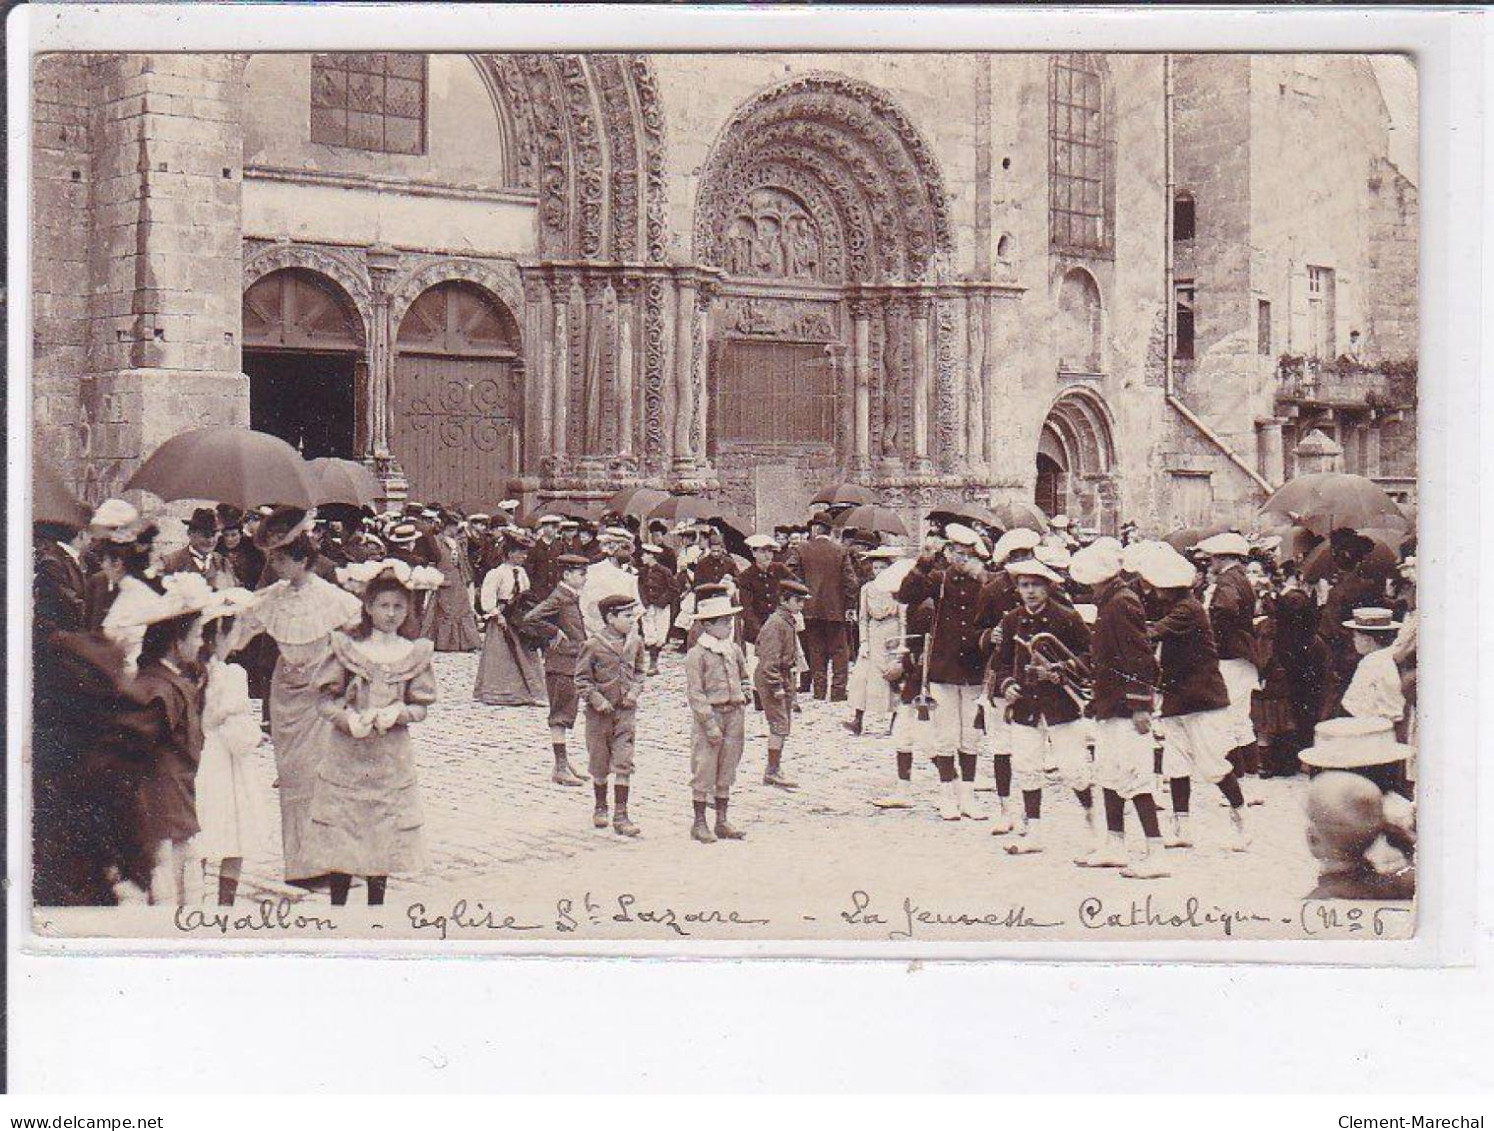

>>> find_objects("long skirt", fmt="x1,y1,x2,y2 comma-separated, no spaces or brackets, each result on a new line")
268,654,334,882
847,616,902,718
194,719,269,860
306,724,429,877
474,619,547,706
422,584,482,652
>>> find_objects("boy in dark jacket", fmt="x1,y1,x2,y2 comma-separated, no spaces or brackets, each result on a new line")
637,543,678,676
872,597,935,810
895,524,990,821
989,560,1094,855
1069,541,1169,879
753,579,811,790
1140,545,1251,853
522,554,592,787
574,595,648,836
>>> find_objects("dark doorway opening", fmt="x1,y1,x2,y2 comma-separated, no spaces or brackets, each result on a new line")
246,350,357,460
1035,451,1064,519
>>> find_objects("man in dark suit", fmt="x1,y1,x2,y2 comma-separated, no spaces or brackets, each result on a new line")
159,508,235,587
34,521,90,637
785,513,859,702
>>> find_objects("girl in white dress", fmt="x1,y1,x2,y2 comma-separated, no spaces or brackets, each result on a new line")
195,588,269,907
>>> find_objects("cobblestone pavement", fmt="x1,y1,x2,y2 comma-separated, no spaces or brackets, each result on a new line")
181,641,1364,944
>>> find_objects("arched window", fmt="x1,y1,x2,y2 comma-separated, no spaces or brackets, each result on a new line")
1049,53,1113,257
1057,267,1103,373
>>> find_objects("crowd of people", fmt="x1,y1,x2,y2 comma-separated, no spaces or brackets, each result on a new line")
31,488,1418,910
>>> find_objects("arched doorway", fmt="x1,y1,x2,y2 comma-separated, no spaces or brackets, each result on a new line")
1036,387,1119,533
392,281,523,511
243,268,365,459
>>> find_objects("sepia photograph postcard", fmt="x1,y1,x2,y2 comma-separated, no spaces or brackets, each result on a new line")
14,8,1452,956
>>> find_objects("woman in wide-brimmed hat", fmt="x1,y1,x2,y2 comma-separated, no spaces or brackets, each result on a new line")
236,506,362,887
419,508,482,653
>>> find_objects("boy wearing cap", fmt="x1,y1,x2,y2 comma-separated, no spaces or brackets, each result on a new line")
989,559,1095,854
738,535,787,646
522,554,593,787
683,586,752,843
526,515,566,600
895,523,991,821
973,526,1042,831
1197,532,1261,775
574,595,648,836
1071,539,1171,878
754,579,811,790
1142,544,1251,853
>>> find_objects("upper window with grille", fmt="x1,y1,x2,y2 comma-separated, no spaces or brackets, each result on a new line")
310,53,427,156
1049,54,1114,257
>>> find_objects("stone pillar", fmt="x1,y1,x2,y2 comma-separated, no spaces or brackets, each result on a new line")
1364,414,1383,478
577,276,608,472
83,54,249,496
364,244,400,460
672,277,698,470
522,272,552,462
1294,427,1343,475
550,280,571,469
965,291,987,476
615,277,637,468
877,297,906,476
1256,416,1286,487
692,284,714,473
850,298,873,473
910,295,933,472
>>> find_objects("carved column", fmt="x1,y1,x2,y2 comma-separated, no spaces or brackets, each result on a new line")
615,277,638,469
577,275,608,472
672,276,698,470
910,294,933,472
850,297,873,473
549,277,571,470
965,291,987,476
364,246,400,460
877,297,906,476
523,272,552,462
693,283,714,473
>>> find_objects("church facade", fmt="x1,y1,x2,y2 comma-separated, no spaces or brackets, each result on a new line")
31,52,1416,532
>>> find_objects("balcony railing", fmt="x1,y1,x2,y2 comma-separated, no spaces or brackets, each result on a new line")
1275,355,1417,409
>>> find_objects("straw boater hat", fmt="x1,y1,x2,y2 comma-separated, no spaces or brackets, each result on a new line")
89,498,139,535
1343,607,1403,634
640,542,664,556
558,552,590,570
1135,543,1197,590
1033,542,1071,571
468,513,491,526
991,526,1042,565
1068,540,1125,587
693,582,742,620
1050,514,1072,531
862,545,903,561
1299,716,1413,770
943,522,989,559
745,533,777,551
537,514,563,527
1006,558,1064,586
386,522,420,547
602,526,633,542
1195,531,1252,558
1121,538,1167,576
253,505,315,551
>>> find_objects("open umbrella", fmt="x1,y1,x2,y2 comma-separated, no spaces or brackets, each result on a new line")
605,485,670,521
1300,531,1405,586
1160,522,1234,554
990,499,1049,534
836,504,909,539
646,494,743,534
811,482,877,507
33,459,91,529
124,427,315,509
307,457,384,508
1259,472,1408,538
928,501,1002,531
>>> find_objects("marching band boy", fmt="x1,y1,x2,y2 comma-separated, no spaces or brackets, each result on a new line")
989,559,1094,854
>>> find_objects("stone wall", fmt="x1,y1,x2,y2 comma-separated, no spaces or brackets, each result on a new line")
1364,157,1419,361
